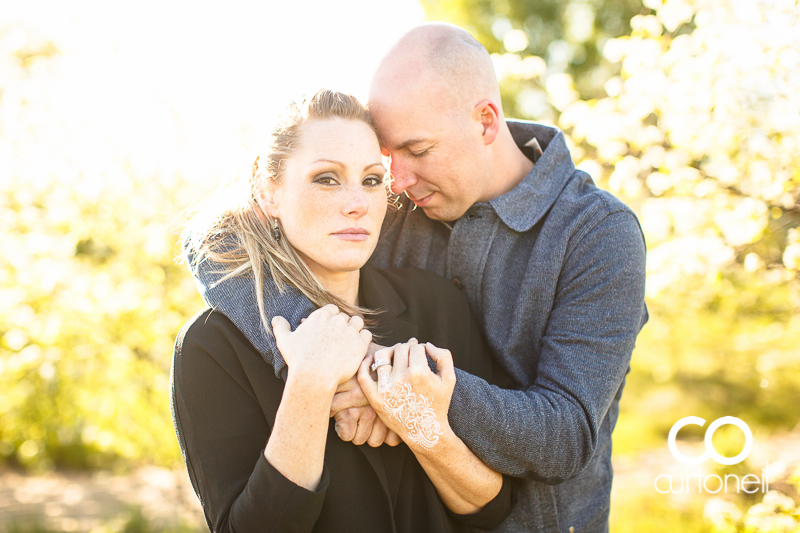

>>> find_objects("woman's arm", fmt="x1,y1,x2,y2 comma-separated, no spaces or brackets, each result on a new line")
172,311,330,533
357,340,503,515
171,306,371,532
265,369,336,490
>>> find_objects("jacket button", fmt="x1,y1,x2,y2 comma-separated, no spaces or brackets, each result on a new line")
452,276,462,289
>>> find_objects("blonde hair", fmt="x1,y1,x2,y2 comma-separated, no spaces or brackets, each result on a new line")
181,89,384,337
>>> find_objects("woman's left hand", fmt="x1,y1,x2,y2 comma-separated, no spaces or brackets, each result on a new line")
357,339,456,453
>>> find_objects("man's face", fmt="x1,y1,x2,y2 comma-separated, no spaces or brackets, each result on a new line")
369,81,487,222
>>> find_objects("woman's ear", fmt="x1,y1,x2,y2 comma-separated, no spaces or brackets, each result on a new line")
256,181,281,218
474,99,501,145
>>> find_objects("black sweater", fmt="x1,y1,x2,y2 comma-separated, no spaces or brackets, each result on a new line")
170,267,515,533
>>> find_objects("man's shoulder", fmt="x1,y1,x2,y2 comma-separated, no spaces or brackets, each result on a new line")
554,169,642,234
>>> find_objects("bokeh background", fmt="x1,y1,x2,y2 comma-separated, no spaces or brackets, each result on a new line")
1,0,799,531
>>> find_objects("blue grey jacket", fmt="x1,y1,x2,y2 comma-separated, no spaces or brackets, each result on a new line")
189,121,648,532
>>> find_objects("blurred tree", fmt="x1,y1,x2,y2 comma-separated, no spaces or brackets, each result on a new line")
0,25,203,470
421,0,647,120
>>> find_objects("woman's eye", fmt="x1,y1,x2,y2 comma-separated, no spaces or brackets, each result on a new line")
363,175,384,187
314,175,338,185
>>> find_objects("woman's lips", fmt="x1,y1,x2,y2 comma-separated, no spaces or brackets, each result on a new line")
331,228,369,241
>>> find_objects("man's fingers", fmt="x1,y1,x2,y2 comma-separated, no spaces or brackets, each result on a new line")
334,409,357,442
385,430,402,447
367,419,390,448
330,385,369,417
351,408,376,445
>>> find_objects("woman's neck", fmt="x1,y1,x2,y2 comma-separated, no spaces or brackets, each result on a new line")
315,269,361,308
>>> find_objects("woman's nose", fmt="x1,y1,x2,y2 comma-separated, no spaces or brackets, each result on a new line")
343,187,369,218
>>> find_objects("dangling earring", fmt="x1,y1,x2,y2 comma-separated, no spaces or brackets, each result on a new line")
273,219,281,242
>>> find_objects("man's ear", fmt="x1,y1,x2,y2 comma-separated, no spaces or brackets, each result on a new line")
474,99,501,145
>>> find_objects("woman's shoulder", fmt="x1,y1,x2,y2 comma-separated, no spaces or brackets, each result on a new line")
174,308,265,376
176,308,242,354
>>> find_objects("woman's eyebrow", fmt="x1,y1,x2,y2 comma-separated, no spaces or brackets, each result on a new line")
364,162,384,171
309,159,344,167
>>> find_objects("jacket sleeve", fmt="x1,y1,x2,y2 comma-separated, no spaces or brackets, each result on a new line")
170,313,329,532
188,249,314,379
446,210,647,484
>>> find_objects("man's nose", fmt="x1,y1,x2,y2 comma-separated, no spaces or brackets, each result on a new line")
389,158,418,195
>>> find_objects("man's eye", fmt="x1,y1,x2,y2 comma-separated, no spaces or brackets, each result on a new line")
410,149,429,158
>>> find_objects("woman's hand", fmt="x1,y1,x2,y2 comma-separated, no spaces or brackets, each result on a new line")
357,339,457,453
272,304,372,391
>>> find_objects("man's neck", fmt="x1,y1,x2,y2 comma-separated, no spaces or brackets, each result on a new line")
480,125,534,202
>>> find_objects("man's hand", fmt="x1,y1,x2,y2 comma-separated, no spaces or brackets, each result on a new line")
332,374,401,447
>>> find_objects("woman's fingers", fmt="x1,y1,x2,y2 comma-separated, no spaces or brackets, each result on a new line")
357,355,379,402
408,343,430,375
392,339,413,371
348,315,364,331
425,343,456,385
371,346,394,393
271,316,292,351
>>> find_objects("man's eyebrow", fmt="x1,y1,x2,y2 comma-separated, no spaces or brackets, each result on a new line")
394,138,427,150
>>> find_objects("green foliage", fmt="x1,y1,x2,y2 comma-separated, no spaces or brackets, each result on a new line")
0,27,204,470
421,0,645,120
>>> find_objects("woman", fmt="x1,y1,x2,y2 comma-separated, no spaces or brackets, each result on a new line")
171,89,514,532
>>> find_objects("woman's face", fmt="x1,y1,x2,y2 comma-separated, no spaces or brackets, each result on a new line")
264,117,388,280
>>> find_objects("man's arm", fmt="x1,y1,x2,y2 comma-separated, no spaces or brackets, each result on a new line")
447,210,647,483
189,250,314,378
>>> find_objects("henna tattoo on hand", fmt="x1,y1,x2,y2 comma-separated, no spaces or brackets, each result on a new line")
381,382,443,450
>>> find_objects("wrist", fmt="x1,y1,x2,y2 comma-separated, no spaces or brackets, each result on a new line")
412,426,459,457
285,368,338,400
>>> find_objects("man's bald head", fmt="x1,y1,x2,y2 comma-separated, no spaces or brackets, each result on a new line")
369,22,501,114
366,23,530,222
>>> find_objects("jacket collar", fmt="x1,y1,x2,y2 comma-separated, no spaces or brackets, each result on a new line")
488,120,576,233
358,267,418,345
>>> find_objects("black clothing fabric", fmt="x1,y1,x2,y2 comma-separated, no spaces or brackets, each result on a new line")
171,267,515,533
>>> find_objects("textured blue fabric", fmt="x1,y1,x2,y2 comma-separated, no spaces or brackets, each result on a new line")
187,120,647,532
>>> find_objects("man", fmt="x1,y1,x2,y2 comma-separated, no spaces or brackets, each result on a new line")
192,23,647,532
